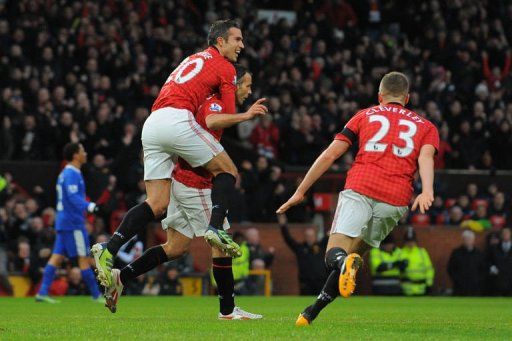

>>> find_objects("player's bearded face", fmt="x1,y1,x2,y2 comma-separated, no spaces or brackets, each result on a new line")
222,28,244,62
236,73,252,105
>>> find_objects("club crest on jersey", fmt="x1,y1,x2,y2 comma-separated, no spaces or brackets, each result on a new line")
210,103,223,112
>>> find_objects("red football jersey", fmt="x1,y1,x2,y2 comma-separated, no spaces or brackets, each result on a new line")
335,103,440,206
151,46,236,116
172,95,228,189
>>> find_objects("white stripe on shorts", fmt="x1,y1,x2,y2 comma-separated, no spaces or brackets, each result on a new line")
73,230,86,257
186,112,222,154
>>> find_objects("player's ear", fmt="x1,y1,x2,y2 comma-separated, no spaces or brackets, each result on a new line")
378,92,383,104
404,93,410,105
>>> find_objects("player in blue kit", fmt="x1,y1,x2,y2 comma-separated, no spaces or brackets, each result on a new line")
35,143,103,303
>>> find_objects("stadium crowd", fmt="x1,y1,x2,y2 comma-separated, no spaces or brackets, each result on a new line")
1,0,512,296
1,1,512,168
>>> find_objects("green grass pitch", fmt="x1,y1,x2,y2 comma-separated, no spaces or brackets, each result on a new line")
0,296,510,339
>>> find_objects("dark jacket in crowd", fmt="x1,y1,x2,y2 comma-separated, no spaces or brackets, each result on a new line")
447,246,486,296
280,223,327,295
488,242,512,295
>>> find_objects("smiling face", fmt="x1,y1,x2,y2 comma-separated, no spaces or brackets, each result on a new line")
218,27,244,62
235,72,252,105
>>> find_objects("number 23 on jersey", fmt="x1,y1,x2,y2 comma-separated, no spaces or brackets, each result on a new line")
364,114,417,157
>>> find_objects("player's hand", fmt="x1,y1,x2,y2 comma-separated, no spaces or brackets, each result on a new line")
276,192,304,214
276,213,288,226
411,192,434,214
245,98,268,119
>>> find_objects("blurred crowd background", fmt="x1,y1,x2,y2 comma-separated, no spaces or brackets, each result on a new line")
1,0,512,297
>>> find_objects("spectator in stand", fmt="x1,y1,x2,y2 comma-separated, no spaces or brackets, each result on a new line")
447,230,485,296
461,201,491,232
245,228,274,269
66,267,88,296
428,196,445,224
482,50,511,91
157,265,183,296
250,115,279,159
445,206,465,226
0,208,13,295
466,183,481,203
8,239,39,283
489,192,508,227
277,214,327,295
456,195,473,217
488,228,512,296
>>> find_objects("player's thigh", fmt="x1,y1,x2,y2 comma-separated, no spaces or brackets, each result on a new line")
64,230,89,258
204,151,237,177
164,110,225,168
330,189,373,242
51,232,67,258
141,108,180,182
363,203,408,248
145,179,171,216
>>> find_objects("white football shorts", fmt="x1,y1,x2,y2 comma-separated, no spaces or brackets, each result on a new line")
330,189,408,247
141,107,224,181
161,179,230,239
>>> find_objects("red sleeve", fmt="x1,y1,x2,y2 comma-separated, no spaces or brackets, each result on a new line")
501,54,511,79
218,63,236,114
483,55,492,80
203,98,225,118
421,124,440,152
334,111,364,145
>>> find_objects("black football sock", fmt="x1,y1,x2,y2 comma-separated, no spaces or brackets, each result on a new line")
306,247,348,321
307,269,340,320
107,201,155,255
209,173,236,230
120,245,168,283
212,257,235,315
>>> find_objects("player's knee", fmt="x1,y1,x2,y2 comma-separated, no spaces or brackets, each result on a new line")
161,242,188,258
207,155,237,177
325,247,348,272
146,198,168,218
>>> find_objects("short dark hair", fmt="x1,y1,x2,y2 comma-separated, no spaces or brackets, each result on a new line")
380,71,409,97
207,19,239,46
234,64,250,84
63,142,81,161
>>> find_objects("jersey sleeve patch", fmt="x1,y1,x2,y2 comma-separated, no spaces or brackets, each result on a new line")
67,184,79,193
209,102,223,112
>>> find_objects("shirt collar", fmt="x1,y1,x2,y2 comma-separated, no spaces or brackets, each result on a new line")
65,164,81,173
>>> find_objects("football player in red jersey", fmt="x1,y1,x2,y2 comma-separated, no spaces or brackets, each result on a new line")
92,20,268,288
277,72,439,326
103,66,263,319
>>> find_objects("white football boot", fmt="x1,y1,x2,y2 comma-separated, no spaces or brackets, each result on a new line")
104,268,124,313
218,307,263,320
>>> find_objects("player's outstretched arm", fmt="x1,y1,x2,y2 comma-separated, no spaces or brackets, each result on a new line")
411,144,436,214
206,98,267,130
276,140,350,214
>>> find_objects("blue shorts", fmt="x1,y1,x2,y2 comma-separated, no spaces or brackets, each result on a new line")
53,230,90,258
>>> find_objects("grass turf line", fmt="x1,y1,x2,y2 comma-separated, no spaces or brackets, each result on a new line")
0,296,510,340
